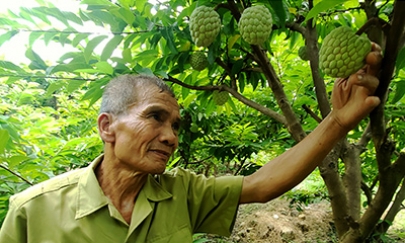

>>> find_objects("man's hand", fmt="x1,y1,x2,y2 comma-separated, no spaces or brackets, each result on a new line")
330,42,383,131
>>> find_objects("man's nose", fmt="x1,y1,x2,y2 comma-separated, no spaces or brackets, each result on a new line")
159,123,178,147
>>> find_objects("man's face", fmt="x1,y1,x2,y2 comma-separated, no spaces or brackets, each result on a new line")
110,85,181,174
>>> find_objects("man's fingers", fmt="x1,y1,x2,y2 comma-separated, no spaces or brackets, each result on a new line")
371,42,382,53
365,96,381,109
348,73,379,94
365,42,383,76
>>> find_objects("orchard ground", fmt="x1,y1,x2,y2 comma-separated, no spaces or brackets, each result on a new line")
194,197,405,243
194,173,405,243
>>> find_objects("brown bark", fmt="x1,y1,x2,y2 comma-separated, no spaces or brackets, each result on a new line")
370,0,405,148
306,4,331,119
377,177,405,234
319,140,350,236
342,142,362,221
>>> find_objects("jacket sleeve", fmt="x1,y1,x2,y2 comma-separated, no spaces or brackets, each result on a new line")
0,196,28,243
184,170,244,236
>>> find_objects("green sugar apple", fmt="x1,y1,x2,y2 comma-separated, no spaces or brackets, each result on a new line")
319,26,371,78
298,46,309,61
189,6,221,47
238,5,273,45
212,90,229,106
190,52,208,71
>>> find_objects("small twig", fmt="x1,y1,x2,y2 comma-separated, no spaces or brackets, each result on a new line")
0,164,33,185
302,105,322,123
187,156,213,165
361,180,373,205
356,17,390,36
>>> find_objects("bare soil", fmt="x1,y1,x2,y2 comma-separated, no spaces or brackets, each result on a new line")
203,197,405,243
229,197,337,243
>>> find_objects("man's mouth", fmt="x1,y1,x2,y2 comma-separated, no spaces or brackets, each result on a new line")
150,149,171,159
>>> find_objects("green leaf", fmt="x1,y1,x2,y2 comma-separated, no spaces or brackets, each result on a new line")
46,82,64,96
94,61,114,75
395,46,405,76
100,35,123,61
0,18,24,29
59,30,73,46
0,61,25,73
48,63,92,74
81,77,110,106
0,129,9,154
32,7,70,27
135,0,148,13
267,0,286,27
29,7,51,24
391,80,405,104
160,28,178,54
110,8,135,26
63,11,83,25
0,30,18,46
81,0,119,9
67,80,85,93
72,33,89,47
231,59,244,76
28,31,43,46
84,35,108,63
117,0,134,9
305,0,348,22
135,50,159,66
133,66,154,76
19,8,37,24
43,29,59,45
7,156,30,168
122,48,132,63
228,35,240,53
25,48,47,70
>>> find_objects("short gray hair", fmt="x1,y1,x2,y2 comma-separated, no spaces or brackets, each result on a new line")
99,74,175,115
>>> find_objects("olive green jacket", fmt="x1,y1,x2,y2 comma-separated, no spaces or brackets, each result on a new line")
0,155,243,243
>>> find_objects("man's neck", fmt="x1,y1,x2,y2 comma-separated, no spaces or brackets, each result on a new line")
95,155,148,224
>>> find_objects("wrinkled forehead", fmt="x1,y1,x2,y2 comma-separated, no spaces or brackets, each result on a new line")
134,84,180,113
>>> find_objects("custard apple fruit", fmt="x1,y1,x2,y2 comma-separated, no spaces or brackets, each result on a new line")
190,52,208,71
189,6,221,47
319,26,371,78
238,5,273,45
213,90,229,106
298,46,309,61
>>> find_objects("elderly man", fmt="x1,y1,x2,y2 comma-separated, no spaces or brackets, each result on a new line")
0,44,381,242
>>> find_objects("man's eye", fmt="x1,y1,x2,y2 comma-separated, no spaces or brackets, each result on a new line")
172,122,180,131
151,113,161,121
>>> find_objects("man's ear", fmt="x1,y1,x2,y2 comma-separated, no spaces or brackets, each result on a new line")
98,113,115,143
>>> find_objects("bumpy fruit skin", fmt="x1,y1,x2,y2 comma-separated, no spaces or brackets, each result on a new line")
189,6,221,47
212,90,229,106
319,26,371,78
238,5,273,45
298,46,309,61
190,52,208,71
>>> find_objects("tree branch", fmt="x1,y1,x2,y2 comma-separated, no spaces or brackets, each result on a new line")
302,105,322,123
0,164,33,185
306,16,330,118
370,0,405,149
164,75,287,125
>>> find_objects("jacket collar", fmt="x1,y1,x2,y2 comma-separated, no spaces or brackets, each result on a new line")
75,155,172,219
